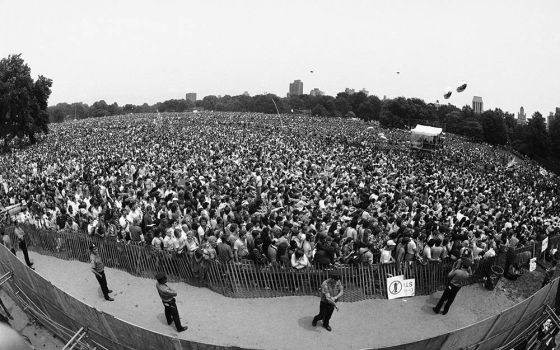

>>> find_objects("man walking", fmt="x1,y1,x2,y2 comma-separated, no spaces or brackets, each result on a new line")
433,258,471,315
155,272,187,332
312,271,344,331
89,244,114,301
14,222,33,269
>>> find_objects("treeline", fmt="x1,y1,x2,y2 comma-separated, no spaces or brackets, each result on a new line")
49,91,560,173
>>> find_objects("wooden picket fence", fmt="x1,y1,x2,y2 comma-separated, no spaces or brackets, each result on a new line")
4,224,559,302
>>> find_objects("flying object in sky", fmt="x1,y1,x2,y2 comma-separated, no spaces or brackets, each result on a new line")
456,83,467,93
443,91,452,99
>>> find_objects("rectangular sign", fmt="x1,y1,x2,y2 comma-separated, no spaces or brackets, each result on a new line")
387,275,415,300
542,237,549,253
529,258,537,272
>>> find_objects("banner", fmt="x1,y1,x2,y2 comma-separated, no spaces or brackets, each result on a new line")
529,258,537,272
387,275,415,300
542,237,549,253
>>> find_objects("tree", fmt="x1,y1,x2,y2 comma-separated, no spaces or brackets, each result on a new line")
526,112,548,156
0,54,52,147
90,100,109,118
549,111,560,157
311,104,328,117
480,110,507,145
202,95,219,111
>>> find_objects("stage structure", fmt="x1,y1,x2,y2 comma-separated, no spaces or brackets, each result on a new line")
410,124,443,151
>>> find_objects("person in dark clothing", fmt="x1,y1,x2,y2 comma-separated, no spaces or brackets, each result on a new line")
312,271,344,331
14,222,33,269
155,272,187,332
90,244,114,301
433,258,471,315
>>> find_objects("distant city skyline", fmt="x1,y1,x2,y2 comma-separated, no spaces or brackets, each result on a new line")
1,0,559,117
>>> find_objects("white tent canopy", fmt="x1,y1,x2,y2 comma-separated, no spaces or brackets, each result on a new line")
411,125,442,137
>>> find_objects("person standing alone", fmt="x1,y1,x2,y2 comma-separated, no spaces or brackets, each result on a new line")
14,222,33,269
155,272,187,332
89,244,114,301
433,258,471,315
312,271,344,331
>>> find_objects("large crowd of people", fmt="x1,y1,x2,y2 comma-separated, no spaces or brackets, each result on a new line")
1,112,559,273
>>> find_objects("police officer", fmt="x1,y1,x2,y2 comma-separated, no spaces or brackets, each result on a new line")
433,258,472,315
89,244,114,301
312,270,344,331
155,272,187,332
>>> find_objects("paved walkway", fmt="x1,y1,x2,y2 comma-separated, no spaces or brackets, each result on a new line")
22,251,520,349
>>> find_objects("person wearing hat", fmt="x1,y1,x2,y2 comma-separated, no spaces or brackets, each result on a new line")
312,271,344,331
89,244,113,301
380,240,396,264
155,273,187,332
433,258,472,315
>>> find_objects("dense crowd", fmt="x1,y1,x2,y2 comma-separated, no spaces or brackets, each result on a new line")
1,112,559,273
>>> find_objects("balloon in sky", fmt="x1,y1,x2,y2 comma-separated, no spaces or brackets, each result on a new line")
396,71,400,74
443,90,452,99
310,70,314,74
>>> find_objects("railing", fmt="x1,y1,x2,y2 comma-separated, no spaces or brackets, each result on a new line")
5,224,560,302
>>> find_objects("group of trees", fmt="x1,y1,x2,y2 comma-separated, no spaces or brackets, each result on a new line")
0,54,52,148
1,54,558,173
48,98,196,122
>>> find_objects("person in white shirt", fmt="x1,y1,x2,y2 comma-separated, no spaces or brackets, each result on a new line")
291,249,310,269
380,240,396,264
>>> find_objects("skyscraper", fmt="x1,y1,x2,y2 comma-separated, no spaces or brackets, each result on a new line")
289,80,303,96
518,106,527,125
547,112,556,131
185,93,196,104
472,96,483,114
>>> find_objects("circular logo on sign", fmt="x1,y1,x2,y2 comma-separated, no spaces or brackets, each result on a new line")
389,280,402,295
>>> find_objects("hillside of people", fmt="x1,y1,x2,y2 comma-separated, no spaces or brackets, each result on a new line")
1,112,559,273
46,93,560,174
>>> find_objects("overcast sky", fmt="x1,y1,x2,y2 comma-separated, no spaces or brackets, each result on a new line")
2,0,559,116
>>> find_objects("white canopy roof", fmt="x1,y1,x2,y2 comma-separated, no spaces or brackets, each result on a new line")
411,125,442,137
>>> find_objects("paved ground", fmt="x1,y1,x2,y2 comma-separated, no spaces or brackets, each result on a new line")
9,251,527,349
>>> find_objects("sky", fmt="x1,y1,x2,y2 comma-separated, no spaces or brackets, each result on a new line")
1,0,559,117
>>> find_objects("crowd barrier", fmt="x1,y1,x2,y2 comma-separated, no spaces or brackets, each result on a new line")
0,244,249,350
1,242,558,350
5,224,560,302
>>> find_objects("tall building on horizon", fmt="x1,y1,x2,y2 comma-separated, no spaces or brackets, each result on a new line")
288,80,303,96
547,112,557,131
185,93,196,103
518,106,527,125
309,88,324,96
472,96,483,114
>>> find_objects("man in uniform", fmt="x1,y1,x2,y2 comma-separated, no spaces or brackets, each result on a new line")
89,244,114,301
155,272,187,332
312,270,344,331
433,258,471,315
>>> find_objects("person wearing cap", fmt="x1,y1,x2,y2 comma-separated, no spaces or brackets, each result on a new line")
155,273,187,332
433,258,471,315
380,240,396,264
89,244,113,301
312,271,344,331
